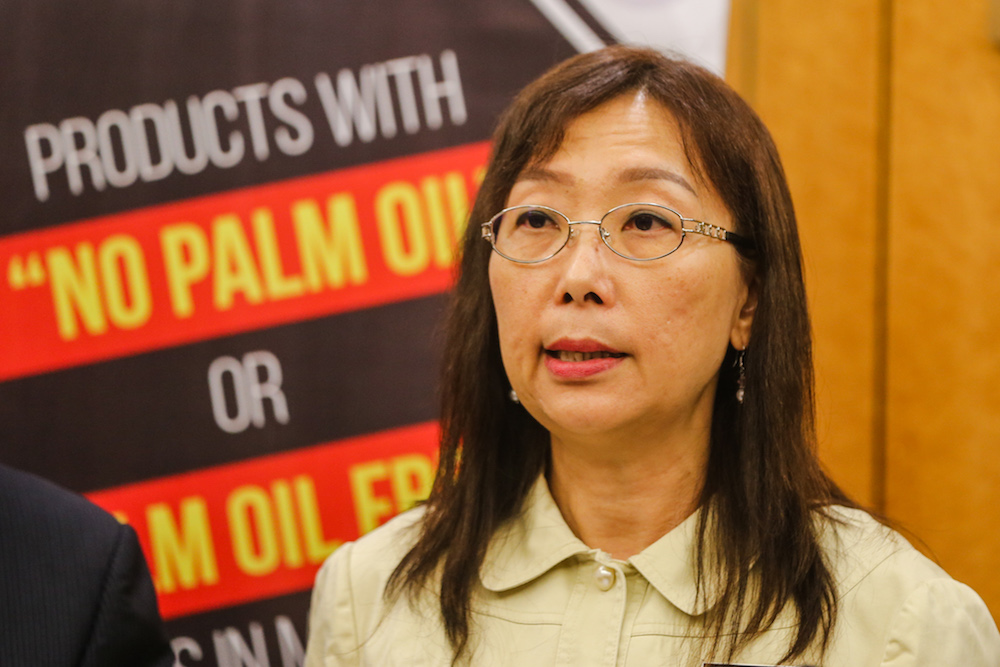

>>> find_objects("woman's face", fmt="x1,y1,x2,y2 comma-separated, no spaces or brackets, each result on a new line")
489,91,755,447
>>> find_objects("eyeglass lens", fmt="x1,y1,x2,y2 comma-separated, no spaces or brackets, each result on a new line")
490,204,685,262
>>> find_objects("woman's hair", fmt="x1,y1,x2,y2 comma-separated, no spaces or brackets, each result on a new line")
387,45,853,663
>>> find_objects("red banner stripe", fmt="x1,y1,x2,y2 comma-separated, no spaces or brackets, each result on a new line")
1,142,489,382
86,422,440,620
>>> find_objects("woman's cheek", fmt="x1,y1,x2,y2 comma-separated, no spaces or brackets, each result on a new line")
505,325,533,370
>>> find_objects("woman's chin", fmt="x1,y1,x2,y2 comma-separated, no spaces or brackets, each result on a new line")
527,396,637,442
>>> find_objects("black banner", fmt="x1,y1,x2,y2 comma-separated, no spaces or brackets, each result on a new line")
2,0,728,658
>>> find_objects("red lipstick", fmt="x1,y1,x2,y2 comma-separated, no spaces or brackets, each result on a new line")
543,338,626,379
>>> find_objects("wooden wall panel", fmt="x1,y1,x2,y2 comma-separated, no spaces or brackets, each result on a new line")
886,0,1000,620
727,0,999,627
727,1,882,505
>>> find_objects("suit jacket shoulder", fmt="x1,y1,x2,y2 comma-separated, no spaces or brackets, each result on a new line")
0,463,174,667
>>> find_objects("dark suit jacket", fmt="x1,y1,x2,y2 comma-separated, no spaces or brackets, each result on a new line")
0,464,174,666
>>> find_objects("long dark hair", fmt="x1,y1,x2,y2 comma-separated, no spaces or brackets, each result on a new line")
387,45,853,663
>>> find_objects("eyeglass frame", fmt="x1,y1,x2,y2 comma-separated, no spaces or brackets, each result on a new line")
480,202,756,264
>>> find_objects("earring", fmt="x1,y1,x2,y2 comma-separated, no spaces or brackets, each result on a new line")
735,349,746,404
509,389,520,404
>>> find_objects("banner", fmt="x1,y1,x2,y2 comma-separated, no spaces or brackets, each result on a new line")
0,1,728,663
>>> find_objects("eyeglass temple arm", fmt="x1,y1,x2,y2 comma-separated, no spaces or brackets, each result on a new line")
685,220,756,251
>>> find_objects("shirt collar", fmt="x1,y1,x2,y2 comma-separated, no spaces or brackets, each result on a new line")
479,475,588,592
629,506,719,616
479,474,720,616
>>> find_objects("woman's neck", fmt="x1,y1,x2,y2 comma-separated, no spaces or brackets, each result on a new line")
546,431,707,560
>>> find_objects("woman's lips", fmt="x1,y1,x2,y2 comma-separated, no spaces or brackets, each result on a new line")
543,340,627,379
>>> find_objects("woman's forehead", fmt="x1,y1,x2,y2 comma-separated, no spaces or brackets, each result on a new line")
512,93,706,192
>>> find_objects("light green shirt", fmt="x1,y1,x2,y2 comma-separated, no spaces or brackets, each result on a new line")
305,476,1000,666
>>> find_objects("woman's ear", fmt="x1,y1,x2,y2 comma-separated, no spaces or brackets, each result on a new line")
730,278,757,350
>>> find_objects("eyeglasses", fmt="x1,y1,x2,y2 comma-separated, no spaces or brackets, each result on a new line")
481,203,755,263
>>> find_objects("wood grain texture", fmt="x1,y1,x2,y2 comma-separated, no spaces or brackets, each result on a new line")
727,0,1000,627
885,0,1000,621
727,0,882,506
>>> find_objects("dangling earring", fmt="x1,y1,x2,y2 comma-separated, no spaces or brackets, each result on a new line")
735,349,746,404
509,388,520,404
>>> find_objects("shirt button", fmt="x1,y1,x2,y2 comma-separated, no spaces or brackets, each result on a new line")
594,564,616,591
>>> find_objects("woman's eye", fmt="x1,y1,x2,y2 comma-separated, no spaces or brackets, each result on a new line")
624,212,671,232
516,210,556,229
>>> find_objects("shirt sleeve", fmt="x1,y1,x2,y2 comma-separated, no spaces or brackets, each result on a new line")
879,577,1000,666
305,543,361,667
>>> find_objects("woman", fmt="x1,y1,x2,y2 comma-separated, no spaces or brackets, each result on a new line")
305,46,1000,666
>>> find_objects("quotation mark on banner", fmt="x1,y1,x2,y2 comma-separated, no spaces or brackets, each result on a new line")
6,253,47,290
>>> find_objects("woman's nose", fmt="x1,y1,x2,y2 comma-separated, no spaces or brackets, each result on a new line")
557,222,614,305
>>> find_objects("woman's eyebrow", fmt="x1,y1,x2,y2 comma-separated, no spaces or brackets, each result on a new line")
616,166,696,195
516,165,697,196
516,165,569,184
